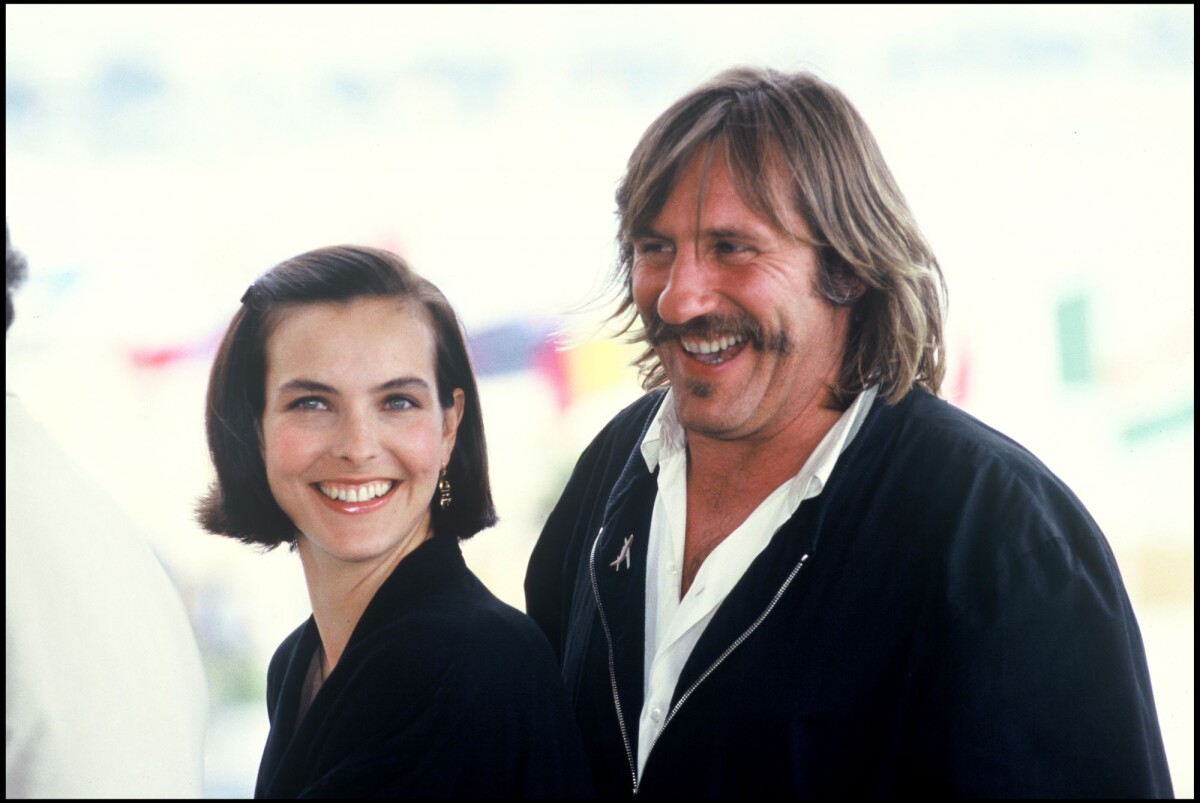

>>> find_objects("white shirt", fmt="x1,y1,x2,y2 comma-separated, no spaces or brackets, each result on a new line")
636,386,876,775
6,391,208,798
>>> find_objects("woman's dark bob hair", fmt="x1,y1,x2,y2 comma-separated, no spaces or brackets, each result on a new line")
196,245,496,549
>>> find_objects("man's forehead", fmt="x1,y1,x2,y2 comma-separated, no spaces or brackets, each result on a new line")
642,158,806,240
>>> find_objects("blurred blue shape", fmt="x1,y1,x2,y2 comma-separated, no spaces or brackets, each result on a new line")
5,76,38,124
96,58,166,106
467,319,559,376
410,60,510,114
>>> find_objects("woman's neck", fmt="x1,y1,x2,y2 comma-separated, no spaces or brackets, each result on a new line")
296,526,432,674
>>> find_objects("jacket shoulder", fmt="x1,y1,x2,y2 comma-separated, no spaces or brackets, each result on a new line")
524,390,663,656
854,390,1113,587
579,390,664,467
873,390,1073,494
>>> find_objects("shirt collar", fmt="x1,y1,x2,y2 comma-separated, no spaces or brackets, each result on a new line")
639,388,680,471
799,384,877,501
640,385,878,500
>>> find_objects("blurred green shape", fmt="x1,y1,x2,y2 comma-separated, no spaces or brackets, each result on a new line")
1056,292,1093,385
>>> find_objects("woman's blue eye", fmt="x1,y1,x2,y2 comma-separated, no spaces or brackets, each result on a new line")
292,397,328,411
385,396,415,410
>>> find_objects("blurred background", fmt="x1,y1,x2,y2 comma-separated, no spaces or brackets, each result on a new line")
6,4,1192,798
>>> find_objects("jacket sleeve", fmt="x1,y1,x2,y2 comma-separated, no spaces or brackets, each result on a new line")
933,457,1174,798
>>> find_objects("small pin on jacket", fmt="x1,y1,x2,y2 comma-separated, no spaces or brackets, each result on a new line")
609,535,634,571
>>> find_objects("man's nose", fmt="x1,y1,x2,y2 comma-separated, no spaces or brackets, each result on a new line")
332,411,380,465
656,247,719,325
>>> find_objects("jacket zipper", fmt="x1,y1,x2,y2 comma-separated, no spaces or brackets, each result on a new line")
647,553,810,759
588,527,639,794
590,525,811,796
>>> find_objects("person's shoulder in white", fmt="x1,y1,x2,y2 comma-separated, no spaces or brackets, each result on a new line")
6,391,208,798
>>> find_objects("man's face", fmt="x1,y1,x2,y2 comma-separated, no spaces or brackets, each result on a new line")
630,146,852,444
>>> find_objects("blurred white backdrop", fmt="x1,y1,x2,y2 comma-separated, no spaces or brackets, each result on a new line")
6,4,1192,798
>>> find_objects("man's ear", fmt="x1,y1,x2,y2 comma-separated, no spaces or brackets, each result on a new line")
823,253,867,305
837,274,867,303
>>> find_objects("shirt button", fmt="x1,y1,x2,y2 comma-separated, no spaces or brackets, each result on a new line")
667,562,677,575
651,707,663,722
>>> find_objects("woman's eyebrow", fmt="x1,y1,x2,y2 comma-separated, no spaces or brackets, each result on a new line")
276,377,432,394
374,377,431,394
277,378,337,394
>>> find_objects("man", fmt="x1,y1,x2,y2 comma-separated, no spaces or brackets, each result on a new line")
6,223,208,797
524,67,1172,798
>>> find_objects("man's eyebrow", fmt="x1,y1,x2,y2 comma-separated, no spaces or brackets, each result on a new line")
630,224,668,240
703,226,768,241
630,225,770,241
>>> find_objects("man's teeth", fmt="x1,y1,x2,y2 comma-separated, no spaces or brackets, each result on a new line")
318,481,394,503
681,334,746,355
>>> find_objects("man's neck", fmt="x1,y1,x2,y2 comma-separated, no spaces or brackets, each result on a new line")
679,400,844,596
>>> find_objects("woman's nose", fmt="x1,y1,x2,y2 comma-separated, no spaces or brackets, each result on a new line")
332,412,379,464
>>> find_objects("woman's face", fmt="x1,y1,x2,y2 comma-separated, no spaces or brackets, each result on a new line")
260,297,463,568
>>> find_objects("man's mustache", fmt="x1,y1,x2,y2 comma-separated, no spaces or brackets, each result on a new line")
643,312,789,354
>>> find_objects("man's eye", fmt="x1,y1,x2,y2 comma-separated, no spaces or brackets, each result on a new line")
635,241,672,256
714,241,756,262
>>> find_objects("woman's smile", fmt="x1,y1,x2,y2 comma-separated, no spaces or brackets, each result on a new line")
314,479,398,512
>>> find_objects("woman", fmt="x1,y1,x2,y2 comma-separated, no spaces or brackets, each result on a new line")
197,245,592,798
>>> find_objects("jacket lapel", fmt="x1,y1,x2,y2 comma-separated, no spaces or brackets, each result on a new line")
257,618,321,797
584,392,665,754
590,467,657,721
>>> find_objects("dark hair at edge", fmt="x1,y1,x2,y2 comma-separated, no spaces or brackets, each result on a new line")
609,66,947,407
196,245,496,549
7,221,29,335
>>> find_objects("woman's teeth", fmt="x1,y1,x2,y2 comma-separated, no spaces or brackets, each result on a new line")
318,481,394,503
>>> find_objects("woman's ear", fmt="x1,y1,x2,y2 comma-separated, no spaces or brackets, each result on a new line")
441,388,465,462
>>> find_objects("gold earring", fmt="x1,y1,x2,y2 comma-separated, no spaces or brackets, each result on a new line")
437,466,452,510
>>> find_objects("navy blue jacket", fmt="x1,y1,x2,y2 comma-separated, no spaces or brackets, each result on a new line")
257,534,594,798
525,389,1172,798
